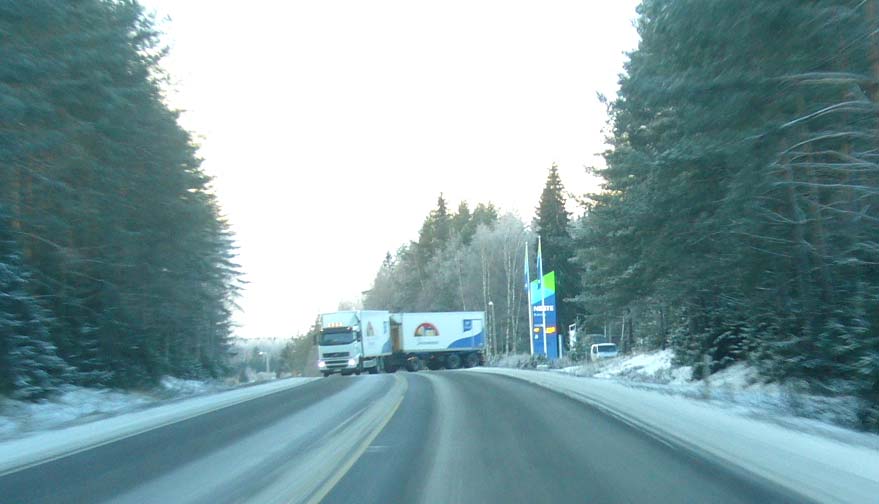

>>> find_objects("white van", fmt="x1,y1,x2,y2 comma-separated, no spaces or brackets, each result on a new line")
590,343,619,360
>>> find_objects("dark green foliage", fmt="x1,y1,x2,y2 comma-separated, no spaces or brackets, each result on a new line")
534,163,579,339
277,320,320,376
575,0,879,429
0,0,239,396
416,194,452,269
0,208,72,399
368,196,500,312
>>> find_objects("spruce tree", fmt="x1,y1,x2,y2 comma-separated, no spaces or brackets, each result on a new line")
534,164,577,340
0,0,240,392
576,0,879,428
0,208,70,399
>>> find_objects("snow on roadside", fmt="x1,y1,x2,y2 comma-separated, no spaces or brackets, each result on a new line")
471,366,879,504
0,387,152,440
0,377,318,475
553,350,865,432
0,376,233,442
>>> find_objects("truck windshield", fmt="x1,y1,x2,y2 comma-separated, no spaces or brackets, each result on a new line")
598,344,618,353
319,331,355,346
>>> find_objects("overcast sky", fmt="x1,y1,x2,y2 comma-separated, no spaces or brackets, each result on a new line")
138,0,641,339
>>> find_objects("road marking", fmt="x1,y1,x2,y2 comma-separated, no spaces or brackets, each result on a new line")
302,374,407,504
365,445,390,453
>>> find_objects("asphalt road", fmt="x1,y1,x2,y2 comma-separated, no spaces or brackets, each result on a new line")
1,371,809,504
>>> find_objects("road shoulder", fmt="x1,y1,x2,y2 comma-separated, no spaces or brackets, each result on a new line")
468,367,879,504
0,377,318,475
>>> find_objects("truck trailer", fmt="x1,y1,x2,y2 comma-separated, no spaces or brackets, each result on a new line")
382,311,485,372
317,310,392,377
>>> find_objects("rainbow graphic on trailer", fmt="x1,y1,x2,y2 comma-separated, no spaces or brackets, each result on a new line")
414,323,439,337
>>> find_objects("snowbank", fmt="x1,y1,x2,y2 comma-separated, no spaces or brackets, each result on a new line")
555,350,865,430
0,387,152,440
0,377,317,475
471,366,879,504
0,377,235,442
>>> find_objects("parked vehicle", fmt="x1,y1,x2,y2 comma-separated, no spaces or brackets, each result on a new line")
590,343,619,361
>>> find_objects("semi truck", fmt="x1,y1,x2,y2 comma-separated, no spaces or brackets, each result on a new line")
317,310,391,377
317,310,485,375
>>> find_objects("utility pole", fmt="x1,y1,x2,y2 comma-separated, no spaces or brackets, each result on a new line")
488,300,494,356
525,241,534,356
489,301,497,355
258,351,270,373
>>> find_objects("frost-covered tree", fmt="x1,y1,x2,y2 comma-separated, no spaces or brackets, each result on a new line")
575,0,879,429
363,204,532,355
0,0,239,390
0,210,70,399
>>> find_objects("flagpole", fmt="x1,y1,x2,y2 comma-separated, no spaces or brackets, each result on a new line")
525,241,534,356
539,236,547,356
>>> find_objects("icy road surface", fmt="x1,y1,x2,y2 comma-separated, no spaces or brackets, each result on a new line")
2,370,876,503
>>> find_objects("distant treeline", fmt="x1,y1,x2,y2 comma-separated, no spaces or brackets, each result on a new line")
0,1,238,399
363,165,574,358
363,196,532,354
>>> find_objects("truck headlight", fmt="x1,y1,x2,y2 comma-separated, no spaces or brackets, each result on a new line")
317,360,326,368
347,358,357,366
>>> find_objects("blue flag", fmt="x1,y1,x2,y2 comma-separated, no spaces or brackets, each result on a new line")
537,236,544,288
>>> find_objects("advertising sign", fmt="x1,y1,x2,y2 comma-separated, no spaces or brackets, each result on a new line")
530,270,558,359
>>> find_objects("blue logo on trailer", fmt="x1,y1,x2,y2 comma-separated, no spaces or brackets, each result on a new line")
448,318,484,349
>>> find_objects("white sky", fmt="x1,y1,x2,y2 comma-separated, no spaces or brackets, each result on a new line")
138,0,641,339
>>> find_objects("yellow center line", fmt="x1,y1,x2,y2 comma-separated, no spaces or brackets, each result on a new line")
302,374,408,504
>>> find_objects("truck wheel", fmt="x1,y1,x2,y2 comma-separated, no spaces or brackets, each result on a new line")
322,372,331,378
405,358,420,372
427,360,443,371
445,353,462,370
368,365,379,374
464,353,479,368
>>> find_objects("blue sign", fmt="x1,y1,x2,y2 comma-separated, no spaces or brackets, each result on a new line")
530,271,559,359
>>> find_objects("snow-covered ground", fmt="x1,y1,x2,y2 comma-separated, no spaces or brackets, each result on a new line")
514,349,865,432
0,377,233,442
472,366,879,504
0,376,317,474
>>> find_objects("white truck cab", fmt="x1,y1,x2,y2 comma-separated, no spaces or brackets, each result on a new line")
317,311,390,377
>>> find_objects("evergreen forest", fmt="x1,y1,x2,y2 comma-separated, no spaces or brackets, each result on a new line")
0,0,239,399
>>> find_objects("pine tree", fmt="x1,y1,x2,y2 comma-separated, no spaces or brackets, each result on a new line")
575,0,879,428
534,164,577,341
364,202,506,318
0,208,71,399
417,194,452,262
0,0,239,392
